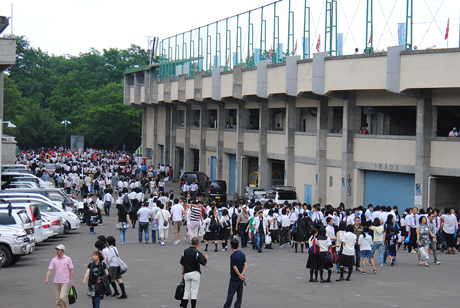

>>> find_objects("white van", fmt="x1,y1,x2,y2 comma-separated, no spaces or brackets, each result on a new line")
0,189,83,212
0,201,44,243
0,197,80,230
1,172,54,188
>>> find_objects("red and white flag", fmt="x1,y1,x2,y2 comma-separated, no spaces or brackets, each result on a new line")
294,40,298,55
368,32,372,46
227,53,230,67
316,35,321,52
269,46,273,60
445,18,450,40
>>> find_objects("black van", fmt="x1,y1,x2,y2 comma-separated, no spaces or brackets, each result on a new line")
208,180,227,202
179,172,209,196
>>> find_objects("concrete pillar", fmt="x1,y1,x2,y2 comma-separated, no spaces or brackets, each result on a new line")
284,97,296,187
183,103,193,172
341,91,360,208
134,73,141,104
376,113,384,135
236,100,248,196
152,105,159,162
327,107,334,133
432,106,438,137
141,106,147,157
316,98,328,205
259,101,271,189
123,74,131,106
415,90,432,209
170,105,179,180
199,102,208,173
164,106,171,165
217,103,225,180
0,73,3,119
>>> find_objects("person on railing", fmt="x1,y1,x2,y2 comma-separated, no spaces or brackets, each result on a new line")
448,127,458,137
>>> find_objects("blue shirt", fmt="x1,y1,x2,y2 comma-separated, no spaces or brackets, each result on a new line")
230,250,246,282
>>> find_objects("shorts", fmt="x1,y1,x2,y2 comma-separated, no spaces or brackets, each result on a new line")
388,250,397,257
360,250,373,259
159,228,169,239
174,221,182,234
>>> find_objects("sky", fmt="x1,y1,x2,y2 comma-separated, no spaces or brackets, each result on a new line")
0,0,459,56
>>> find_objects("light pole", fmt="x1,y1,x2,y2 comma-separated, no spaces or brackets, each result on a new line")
0,119,17,181
61,120,71,151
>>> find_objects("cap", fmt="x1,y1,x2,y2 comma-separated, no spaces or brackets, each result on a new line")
242,205,247,209
389,226,396,232
246,200,251,203
55,244,65,251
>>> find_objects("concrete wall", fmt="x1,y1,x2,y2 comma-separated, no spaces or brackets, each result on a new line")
171,81,178,101
146,109,153,148
158,83,164,101
354,136,416,166
431,140,460,169
191,128,200,147
267,133,286,156
130,86,134,103
294,162,316,204
244,131,259,152
140,85,145,103
242,70,257,96
326,166,342,206
297,61,313,94
223,131,236,150
186,79,194,100
157,106,165,144
206,129,217,147
294,134,317,158
221,73,233,98
326,135,342,161
267,65,286,95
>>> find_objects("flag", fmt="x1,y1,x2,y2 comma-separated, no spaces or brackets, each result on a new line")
227,53,230,67
316,35,321,52
368,32,372,46
294,40,298,55
269,46,273,60
445,18,450,40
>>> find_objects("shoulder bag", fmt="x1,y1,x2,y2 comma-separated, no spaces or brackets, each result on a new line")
112,247,128,274
161,210,168,227
325,246,340,263
308,239,320,256
175,278,185,300
68,286,77,305
116,222,123,230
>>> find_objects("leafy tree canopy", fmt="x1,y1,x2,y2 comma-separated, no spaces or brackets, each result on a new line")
3,35,152,151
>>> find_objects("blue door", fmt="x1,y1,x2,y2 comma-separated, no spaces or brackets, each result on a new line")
229,155,236,195
304,184,312,204
210,156,217,180
363,171,415,209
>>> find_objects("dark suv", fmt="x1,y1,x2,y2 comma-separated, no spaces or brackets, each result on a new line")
179,172,209,196
208,180,227,202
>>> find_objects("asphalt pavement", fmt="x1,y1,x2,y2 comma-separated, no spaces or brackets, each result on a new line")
1,181,459,308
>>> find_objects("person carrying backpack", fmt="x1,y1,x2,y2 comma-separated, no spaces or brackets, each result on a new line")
203,210,221,252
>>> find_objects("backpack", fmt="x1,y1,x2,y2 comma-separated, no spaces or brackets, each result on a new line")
325,246,340,263
209,216,218,232
231,210,238,228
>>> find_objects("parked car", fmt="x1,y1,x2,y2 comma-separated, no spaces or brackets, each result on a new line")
1,164,29,171
1,172,54,188
43,163,56,176
260,186,299,204
208,180,227,202
243,186,266,201
0,202,44,243
2,176,43,190
40,212,64,235
41,216,57,240
179,172,210,196
0,225,34,267
3,182,40,190
0,196,79,232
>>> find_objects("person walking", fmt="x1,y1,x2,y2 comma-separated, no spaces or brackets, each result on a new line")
428,212,441,265
180,237,208,308
106,236,128,299
155,203,171,246
82,251,108,308
223,238,247,308
171,199,185,244
137,202,151,244
117,204,132,245
252,210,268,253
44,244,75,308
188,202,203,240
235,205,250,248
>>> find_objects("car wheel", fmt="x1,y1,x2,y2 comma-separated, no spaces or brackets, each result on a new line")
77,212,84,222
0,245,13,268
10,255,21,265
63,221,70,234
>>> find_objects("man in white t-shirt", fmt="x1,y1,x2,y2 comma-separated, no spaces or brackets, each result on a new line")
155,203,171,246
137,203,152,244
190,181,198,201
171,199,185,244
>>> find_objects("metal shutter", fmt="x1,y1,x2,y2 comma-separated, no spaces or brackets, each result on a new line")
363,171,415,209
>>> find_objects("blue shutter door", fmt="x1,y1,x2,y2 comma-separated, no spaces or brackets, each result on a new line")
228,154,236,195
363,171,415,209
210,156,217,180
304,184,312,204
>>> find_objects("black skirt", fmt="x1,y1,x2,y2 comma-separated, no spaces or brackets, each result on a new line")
294,233,306,242
318,252,333,270
306,254,321,270
204,231,219,241
401,227,408,237
219,228,231,240
341,254,356,267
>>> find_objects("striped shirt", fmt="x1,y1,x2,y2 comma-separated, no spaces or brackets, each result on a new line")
190,206,202,222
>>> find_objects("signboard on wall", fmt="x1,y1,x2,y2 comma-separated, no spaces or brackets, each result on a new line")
70,135,84,152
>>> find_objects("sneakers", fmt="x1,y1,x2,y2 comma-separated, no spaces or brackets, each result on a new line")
411,250,418,254
390,259,394,266
174,240,179,245
90,232,97,235
434,261,441,265
160,241,165,246
279,244,285,248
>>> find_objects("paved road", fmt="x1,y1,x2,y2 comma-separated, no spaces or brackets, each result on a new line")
1,182,459,308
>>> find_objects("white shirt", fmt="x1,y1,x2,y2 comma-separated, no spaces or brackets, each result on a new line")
137,207,151,223
155,209,171,229
441,214,458,234
358,234,373,251
171,204,184,222
326,225,336,240
365,210,373,223
342,232,357,256
190,183,198,192
281,215,290,227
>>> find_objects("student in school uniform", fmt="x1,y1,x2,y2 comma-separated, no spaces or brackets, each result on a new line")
337,225,357,281
306,228,320,282
317,228,333,283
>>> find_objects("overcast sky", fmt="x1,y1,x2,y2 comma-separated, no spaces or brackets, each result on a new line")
0,0,458,56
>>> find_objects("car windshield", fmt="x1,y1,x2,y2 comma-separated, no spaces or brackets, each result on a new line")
211,181,225,189
44,164,55,169
278,192,297,200
0,213,16,224
182,174,198,182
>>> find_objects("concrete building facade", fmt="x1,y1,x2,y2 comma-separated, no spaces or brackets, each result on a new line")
124,47,460,211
